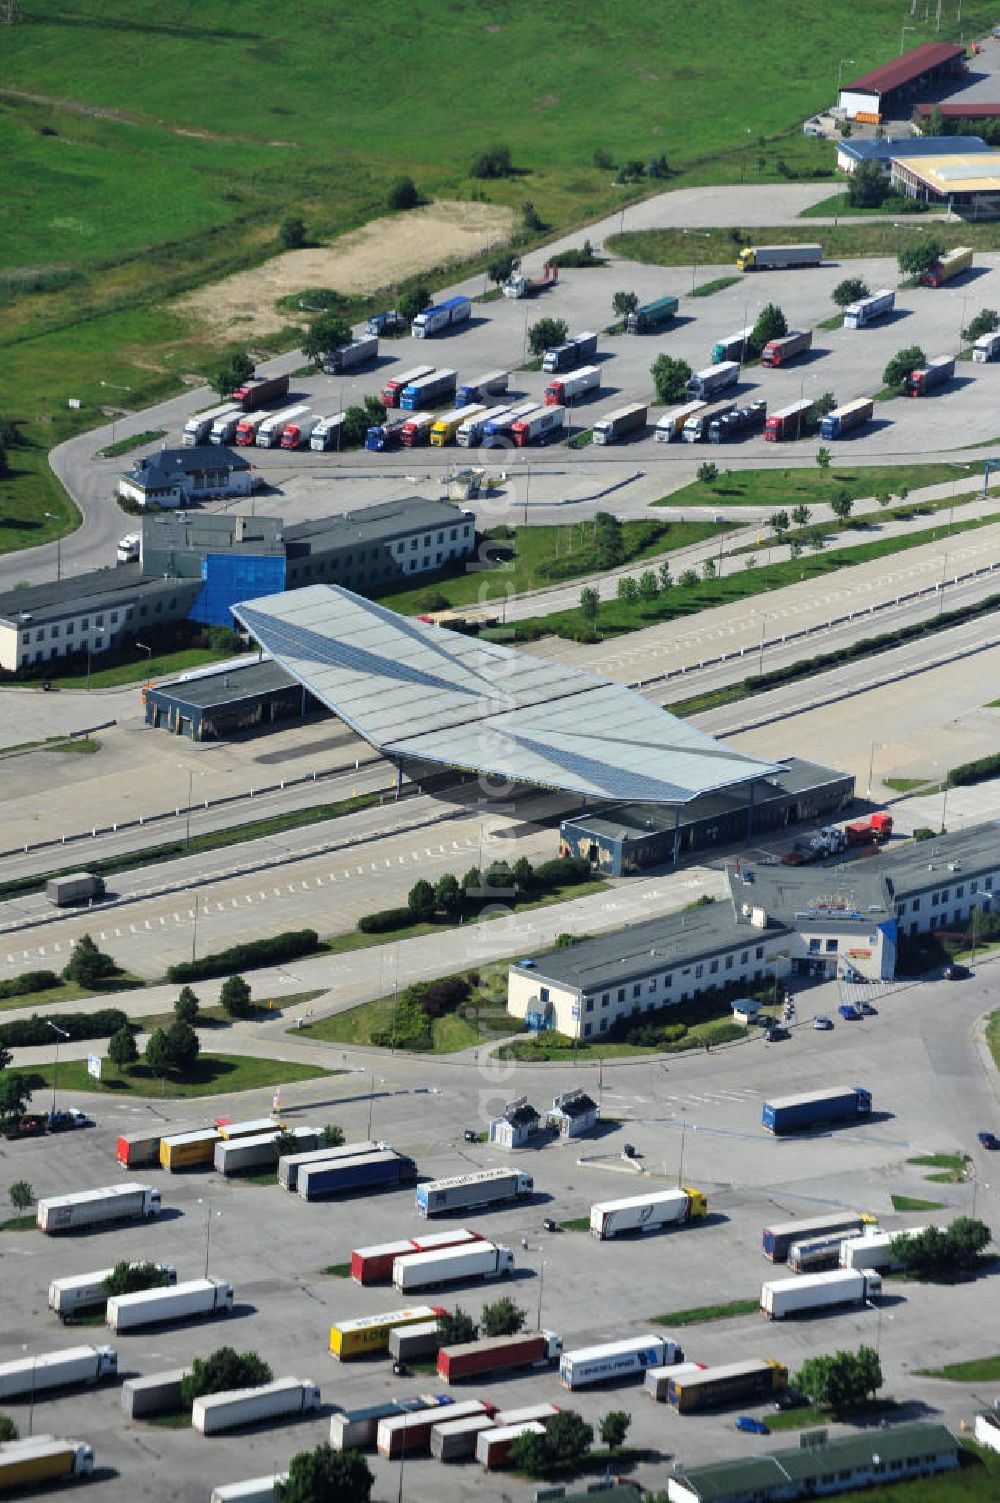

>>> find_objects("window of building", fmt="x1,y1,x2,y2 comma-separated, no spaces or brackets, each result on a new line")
931,892,939,907
422,557,429,568
940,887,950,902
584,1022,592,1037
987,876,994,891
808,937,821,953
755,946,763,960
436,532,443,543
709,959,719,974
725,955,734,970
51,624,59,637
632,983,641,999
407,560,416,572
648,978,656,993
825,938,838,953
912,897,920,911
450,529,457,540
95,614,104,626
436,552,443,565
410,539,418,550
956,884,964,897
81,618,89,630
110,612,118,624
694,963,703,979
396,542,405,554
740,950,749,964
616,988,625,1003
599,1017,608,1032
601,992,609,1005
585,998,593,1012
66,621,74,635
423,534,431,546
539,987,549,1003
35,628,45,641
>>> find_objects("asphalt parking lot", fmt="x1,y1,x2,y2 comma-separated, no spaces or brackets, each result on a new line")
3,968,998,1501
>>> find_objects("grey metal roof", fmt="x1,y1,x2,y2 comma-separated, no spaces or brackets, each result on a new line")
0,569,198,628
838,135,988,162
146,659,296,711
729,862,893,926
878,821,1000,900
230,585,779,804
284,497,470,555
142,512,286,557
123,446,250,487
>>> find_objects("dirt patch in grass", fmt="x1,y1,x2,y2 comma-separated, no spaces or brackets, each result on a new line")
178,200,514,340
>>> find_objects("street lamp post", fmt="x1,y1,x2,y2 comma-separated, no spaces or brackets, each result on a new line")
899,23,914,53
43,513,62,581
536,1256,547,1330
677,1119,688,1188
837,57,856,94
197,1199,220,1278
45,1021,70,1115
85,632,104,692
135,640,153,678
179,764,194,853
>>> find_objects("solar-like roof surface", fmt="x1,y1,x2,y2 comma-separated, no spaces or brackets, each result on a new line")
231,585,779,803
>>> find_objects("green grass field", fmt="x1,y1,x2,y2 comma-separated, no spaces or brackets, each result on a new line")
986,1011,1000,1071
26,1054,332,1099
919,1355,1000,1381
611,218,1000,270
655,462,977,510
891,1194,947,1212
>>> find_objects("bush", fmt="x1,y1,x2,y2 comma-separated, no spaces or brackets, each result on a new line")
0,970,59,1001
419,977,472,1019
278,216,306,249
62,934,117,988
948,751,1000,788
533,856,591,890
650,354,692,404
357,907,413,934
387,176,419,210
180,1348,273,1409
528,317,569,358
166,929,319,983
470,144,512,179
882,345,926,390
103,1260,171,1298
219,975,252,1019
0,1008,129,1049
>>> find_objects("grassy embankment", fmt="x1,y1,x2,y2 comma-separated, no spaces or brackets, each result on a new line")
654,463,976,511
609,218,1000,271
25,1054,332,1100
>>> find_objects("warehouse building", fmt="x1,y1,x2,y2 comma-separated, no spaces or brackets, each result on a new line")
118,446,253,508
914,101,1000,125
143,659,317,739
890,148,1000,212
0,570,200,673
837,43,966,121
667,1422,959,1503
835,132,988,174
558,758,853,875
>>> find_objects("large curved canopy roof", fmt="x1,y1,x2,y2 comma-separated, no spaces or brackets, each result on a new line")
232,585,779,804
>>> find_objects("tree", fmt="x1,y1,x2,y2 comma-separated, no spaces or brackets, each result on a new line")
276,1445,373,1503
964,308,1000,342
461,866,482,898
846,159,887,209
898,239,944,277
528,318,569,359
650,353,692,404
832,276,870,308
796,1345,883,1414
108,1026,138,1070
658,561,672,592
470,144,513,179
302,313,352,370
769,510,790,540
480,1297,525,1338
830,491,854,522
791,504,811,527
272,1129,298,1161
363,394,385,426
522,200,544,232
612,291,639,321
338,406,370,448
0,1045,10,1074
744,555,757,571
407,879,437,922
9,1180,33,1213
103,1260,171,1298
180,1348,272,1408
219,974,252,1018
175,987,200,1026
210,352,254,399
0,1417,16,1443
875,490,892,509
749,303,787,357
638,569,659,601
789,538,803,561
600,1410,632,1449
320,1124,344,1148
648,153,669,179
488,251,519,287
397,284,430,323
165,1019,199,1072
701,557,716,580
891,1217,991,1279
544,1409,594,1463
143,1029,172,1081
579,585,599,627
0,1073,32,1125
387,176,419,211
508,1429,549,1474
883,345,926,389
62,933,116,988
616,575,639,605
279,216,307,250
621,158,645,181
435,872,462,915
697,461,719,484
678,568,699,589
815,446,831,472
437,1308,478,1346
513,856,535,892
593,511,624,568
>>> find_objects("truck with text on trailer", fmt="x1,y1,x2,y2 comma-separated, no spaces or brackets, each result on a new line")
592,402,648,445
431,1414,496,1462
763,1086,872,1136
160,1128,221,1170
107,1277,233,1333
973,330,1000,362
843,289,895,329
322,334,378,373
277,1139,382,1193
401,369,458,410
655,400,707,442
378,1400,490,1459
0,1346,117,1401
737,243,822,272
456,404,512,447
353,1229,482,1284
399,411,438,447
787,1230,867,1273
37,1184,160,1234
232,374,290,411
644,1362,706,1401
0,1438,94,1491
393,1242,514,1291
840,1226,938,1272
511,404,565,446
298,1149,416,1202
627,294,678,333
544,364,600,406
764,399,813,442
184,403,241,446
819,398,874,440
666,1358,788,1412
412,295,472,338
455,370,510,407
683,401,736,442
279,414,321,450
438,1331,562,1383
477,1422,547,1469
330,1306,447,1360
193,1378,320,1435
380,365,435,407
49,1264,177,1322
234,410,269,446
590,1187,707,1240
711,327,754,364
330,1397,453,1452
257,404,310,448
921,246,972,287
480,401,539,446
761,1267,882,1319
310,411,347,451
709,400,766,443
365,414,409,451
761,329,812,367
905,355,955,396
687,361,740,401
559,1335,681,1390
762,1210,876,1262
210,409,243,444
541,331,599,374
430,404,487,447
417,1168,534,1217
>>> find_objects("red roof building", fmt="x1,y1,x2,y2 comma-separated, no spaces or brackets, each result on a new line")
838,43,965,119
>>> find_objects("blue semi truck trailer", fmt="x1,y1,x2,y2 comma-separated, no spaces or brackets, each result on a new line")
297,1150,417,1201
762,1086,871,1135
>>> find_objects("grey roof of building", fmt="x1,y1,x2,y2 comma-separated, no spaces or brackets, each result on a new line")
0,568,196,628
141,512,285,557
123,445,249,487
674,1421,957,1501
513,902,780,995
552,1092,597,1118
146,658,297,711
728,862,894,926
504,1103,540,1127
284,497,470,554
838,134,987,162
878,822,1000,898
230,585,780,805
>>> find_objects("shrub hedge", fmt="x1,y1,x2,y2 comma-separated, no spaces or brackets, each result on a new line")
166,929,320,983
357,907,413,934
0,1008,130,1047
0,970,60,1001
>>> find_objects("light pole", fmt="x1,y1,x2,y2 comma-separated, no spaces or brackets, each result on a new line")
43,513,62,581
367,1074,383,1138
536,1256,548,1330
179,763,194,853
757,614,767,677
197,1199,221,1278
899,23,915,53
867,741,883,799
865,1298,883,1356
100,379,132,448
837,57,856,96
45,1021,70,1115
21,1346,36,1438
191,889,200,966
85,631,104,692
135,640,153,677
677,1119,688,1187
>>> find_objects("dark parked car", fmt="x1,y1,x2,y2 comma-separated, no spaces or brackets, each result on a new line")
736,1416,770,1434
943,963,970,980
978,1131,1000,1151
764,1025,790,1042
3,1114,46,1139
